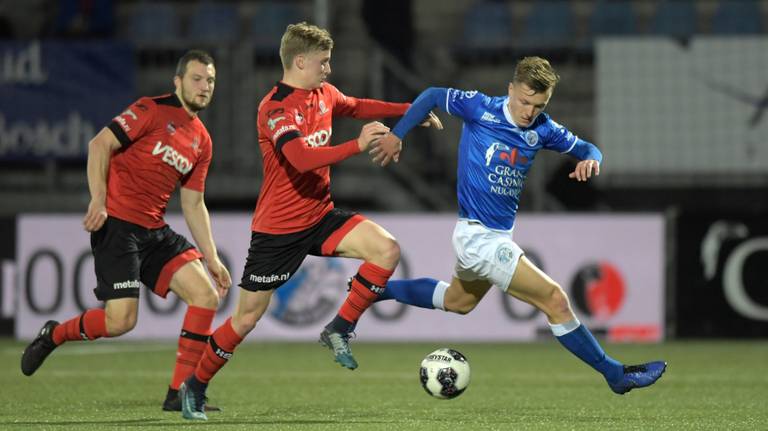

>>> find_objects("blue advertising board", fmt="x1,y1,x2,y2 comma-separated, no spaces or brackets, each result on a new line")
0,41,134,160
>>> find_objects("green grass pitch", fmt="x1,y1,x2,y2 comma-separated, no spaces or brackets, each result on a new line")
1,339,766,430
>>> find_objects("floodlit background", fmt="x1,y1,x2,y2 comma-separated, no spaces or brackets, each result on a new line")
0,1,767,429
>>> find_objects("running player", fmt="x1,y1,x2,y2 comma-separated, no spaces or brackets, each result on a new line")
178,23,441,420
370,56,667,395
20,50,232,412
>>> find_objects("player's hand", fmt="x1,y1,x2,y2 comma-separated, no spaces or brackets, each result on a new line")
419,111,443,130
568,159,600,182
207,256,232,298
357,121,389,152
83,199,108,232
369,132,402,166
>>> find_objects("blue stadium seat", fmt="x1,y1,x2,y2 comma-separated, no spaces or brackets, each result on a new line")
520,1,574,48
129,3,181,42
462,1,513,50
188,3,240,43
649,1,697,38
590,0,638,36
250,2,306,50
710,0,762,35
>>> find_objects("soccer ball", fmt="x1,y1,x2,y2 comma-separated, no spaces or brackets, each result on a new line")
419,348,470,399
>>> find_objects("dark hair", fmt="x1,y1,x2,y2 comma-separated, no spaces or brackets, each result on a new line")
175,50,215,77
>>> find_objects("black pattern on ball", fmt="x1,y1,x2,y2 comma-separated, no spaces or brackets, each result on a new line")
446,349,467,362
419,366,433,395
437,367,465,398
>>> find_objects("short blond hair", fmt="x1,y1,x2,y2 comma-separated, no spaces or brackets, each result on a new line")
513,56,560,93
279,22,334,70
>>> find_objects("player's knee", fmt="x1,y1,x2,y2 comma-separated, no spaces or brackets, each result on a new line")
445,294,479,315
188,285,220,309
543,284,572,319
375,238,400,267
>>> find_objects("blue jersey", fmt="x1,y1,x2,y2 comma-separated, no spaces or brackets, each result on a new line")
393,87,602,231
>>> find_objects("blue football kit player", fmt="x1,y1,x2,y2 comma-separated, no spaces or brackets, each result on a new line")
370,57,666,394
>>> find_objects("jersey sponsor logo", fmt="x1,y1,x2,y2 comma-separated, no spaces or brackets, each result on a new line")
485,142,510,166
249,272,290,284
524,130,538,146
152,141,193,175
121,109,138,121
113,280,140,289
294,109,304,125
267,116,285,130
480,112,500,123
485,142,528,167
166,121,176,135
304,128,332,147
272,124,299,141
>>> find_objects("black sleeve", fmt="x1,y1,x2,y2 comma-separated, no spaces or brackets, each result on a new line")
107,121,133,148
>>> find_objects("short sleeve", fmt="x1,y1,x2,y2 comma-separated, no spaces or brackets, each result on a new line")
444,89,488,122
259,102,303,153
542,118,579,154
107,98,157,148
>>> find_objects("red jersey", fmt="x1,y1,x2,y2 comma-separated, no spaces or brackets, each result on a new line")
105,94,212,229
252,81,409,234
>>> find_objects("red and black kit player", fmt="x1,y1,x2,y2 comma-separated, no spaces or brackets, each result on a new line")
20,50,232,413
178,23,441,420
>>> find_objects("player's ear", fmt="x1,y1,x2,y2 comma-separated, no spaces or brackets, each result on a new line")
295,54,305,70
173,75,182,90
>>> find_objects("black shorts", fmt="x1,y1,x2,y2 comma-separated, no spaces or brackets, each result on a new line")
90,216,202,301
240,208,365,291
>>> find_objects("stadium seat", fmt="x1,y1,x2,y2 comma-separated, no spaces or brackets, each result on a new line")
589,0,638,36
519,0,574,48
129,3,181,42
188,3,240,43
649,1,697,39
710,0,762,35
250,2,306,51
461,0,514,51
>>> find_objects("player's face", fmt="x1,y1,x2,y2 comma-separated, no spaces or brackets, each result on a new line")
507,83,551,127
175,60,216,113
300,49,332,89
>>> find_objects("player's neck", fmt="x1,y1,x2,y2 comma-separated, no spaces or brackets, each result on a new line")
175,91,198,118
281,73,314,91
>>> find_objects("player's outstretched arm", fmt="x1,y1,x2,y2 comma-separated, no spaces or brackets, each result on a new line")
370,87,448,166
83,128,121,232
281,121,389,173
180,187,232,296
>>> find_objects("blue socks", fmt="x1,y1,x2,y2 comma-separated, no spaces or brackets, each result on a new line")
551,319,624,383
376,278,447,310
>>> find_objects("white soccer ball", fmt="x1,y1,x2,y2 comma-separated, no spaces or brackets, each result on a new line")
419,348,471,399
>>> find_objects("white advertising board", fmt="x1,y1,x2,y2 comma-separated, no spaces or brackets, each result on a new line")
16,213,664,342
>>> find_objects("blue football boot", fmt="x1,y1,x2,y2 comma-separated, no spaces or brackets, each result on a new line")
608,361,667,394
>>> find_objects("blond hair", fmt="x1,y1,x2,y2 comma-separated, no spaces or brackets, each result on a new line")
279,22,334,70
513,57,560,93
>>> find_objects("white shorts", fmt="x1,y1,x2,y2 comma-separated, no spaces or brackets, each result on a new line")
452,219,524,291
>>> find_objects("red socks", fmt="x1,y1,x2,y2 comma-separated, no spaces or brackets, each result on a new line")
194,318,244,384
169,306,215,390
52,309,108,345
338,262,393,324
